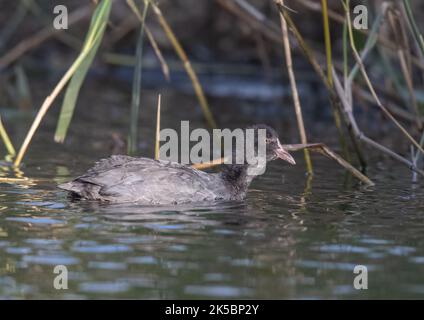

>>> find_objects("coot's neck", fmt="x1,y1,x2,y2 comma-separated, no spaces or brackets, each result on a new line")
220,163,257,199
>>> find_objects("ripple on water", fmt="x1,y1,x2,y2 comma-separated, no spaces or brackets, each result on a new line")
71,243,131,254
296,260,378,271
387,246,416,256
143,223,185,231
316,244,371,254
22,255,80,265
0,241,11,248
332,285,356,295
88,261,127,270
25,239,63,246
359,238,393,245
79,281,130,294
5,247,32,255
24,239,63,251
6,217,66,225
410,256,424,264
126,256,158,265
203,273,231,282
16,201,66,209
0,276,35,297
184,285,253,298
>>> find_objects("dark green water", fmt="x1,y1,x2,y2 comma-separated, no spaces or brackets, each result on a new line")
1,84,424,299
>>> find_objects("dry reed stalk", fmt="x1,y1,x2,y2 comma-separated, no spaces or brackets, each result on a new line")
216,0,282,43
401,0,424,176
274,4,366,167
148,0,217,129
191,143,373,186
297,0,424,73
283,143,374,186
320,0,350,161
13,23,107,167
275,2,421,176
343,0,424,156
126,0,170,81
276,0,313,174
321,0,332,86
217,0,345,77
0,177,30,183
332,68,424,177
353,84,424,124
155,94,161,160
386,7,421,129
192,157,228,170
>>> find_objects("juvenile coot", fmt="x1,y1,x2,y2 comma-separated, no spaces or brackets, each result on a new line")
58,125,295,204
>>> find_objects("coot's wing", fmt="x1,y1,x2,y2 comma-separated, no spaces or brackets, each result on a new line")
79,157,191,187
93,162,222,204
87,155,137,174
59,156,158,199
59,156,223,203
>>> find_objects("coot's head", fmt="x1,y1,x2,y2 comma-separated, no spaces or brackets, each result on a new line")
221,124,295,191
247,124,296,165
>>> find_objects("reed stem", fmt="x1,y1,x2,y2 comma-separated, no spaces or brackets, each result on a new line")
0,116,16,157
128,0,148,155
343,0,424,157
321,0,351,163
276,0,312,174
155,94,161,160
13,22,107,167
148,0,217,129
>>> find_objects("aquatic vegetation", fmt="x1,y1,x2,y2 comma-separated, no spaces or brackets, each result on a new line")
12,0,112,167
0,116,15,157
54,0,112,144
127,0,149,155
274,0,424,179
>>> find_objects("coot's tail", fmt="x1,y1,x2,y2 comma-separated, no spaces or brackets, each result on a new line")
57,180,85,199
58,181,78,192
58,179,104,200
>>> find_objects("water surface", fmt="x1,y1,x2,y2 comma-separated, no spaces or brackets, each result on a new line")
1,82,423,299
